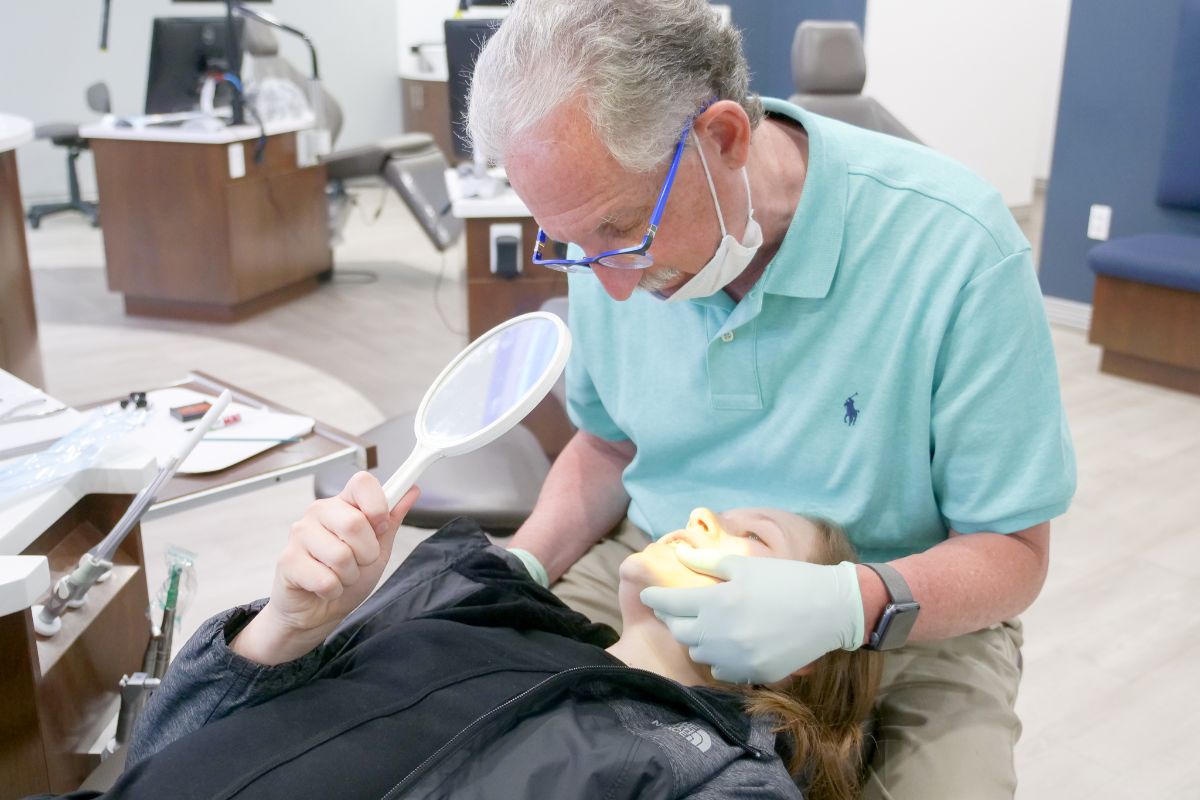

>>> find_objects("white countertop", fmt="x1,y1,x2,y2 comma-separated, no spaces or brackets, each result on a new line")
446,167,532,219
0,557,50,620
80,113,314,145
0,113,34,154
0,440,158,616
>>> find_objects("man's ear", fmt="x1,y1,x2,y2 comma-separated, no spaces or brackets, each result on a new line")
694,100,751,170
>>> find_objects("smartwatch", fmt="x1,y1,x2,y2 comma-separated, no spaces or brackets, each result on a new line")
861,563,920,651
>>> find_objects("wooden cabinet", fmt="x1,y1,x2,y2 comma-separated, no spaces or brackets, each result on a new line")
91,131,331,322
401,77,455,164
0,149,43,387
464,217,567,338
0,494,148,798
463,216,574,457
1089,275,1200,395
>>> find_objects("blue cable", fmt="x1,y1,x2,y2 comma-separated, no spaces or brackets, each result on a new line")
215,71,266,164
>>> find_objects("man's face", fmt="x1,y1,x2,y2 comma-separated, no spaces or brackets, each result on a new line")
504,99,743,302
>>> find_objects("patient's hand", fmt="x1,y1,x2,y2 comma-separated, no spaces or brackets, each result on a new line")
231,472,419,665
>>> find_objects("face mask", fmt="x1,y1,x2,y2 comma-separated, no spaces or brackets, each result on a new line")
663,138,763,304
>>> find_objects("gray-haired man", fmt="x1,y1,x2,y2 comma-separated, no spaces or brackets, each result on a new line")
468,2,1075,798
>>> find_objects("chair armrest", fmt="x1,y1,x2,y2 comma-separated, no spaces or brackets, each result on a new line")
321,133,437,181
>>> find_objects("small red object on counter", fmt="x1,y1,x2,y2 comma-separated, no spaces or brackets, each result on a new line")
170,401,211,422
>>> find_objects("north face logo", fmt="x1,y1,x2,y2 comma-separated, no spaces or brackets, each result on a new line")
663,721,712,752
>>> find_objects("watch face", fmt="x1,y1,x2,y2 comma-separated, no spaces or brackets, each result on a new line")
876,601,920,650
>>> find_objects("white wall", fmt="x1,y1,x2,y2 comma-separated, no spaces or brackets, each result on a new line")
1027,0,1073,180
863,0,1072,207
397,0,459,79
0,0,401,202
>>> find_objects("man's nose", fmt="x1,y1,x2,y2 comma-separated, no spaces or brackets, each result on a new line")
591,263,642,301
686,508,725,543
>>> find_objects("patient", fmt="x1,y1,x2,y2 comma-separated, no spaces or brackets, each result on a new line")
52,475,879,800
616,507,882,800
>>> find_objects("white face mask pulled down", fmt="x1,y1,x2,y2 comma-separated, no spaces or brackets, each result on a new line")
662,138,763,303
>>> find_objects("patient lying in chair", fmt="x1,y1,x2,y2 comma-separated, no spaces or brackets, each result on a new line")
42,475,880,800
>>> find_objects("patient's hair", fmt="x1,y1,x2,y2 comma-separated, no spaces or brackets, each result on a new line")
729,518,882,800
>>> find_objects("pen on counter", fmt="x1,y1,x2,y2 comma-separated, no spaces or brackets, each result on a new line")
186,412,241,431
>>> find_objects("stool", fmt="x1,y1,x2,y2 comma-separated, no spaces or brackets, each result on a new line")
1087,234,1200,395
27,122,99,228
27,83,110,229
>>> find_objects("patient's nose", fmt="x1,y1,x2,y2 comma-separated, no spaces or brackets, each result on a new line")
686,508,725,544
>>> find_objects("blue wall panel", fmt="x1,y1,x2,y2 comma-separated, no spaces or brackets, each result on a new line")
1039,0,1200,303
723,0,866,102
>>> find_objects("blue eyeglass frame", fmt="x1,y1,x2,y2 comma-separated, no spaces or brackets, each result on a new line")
531,100,715,273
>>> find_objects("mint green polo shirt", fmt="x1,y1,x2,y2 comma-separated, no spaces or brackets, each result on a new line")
564,98,1076,562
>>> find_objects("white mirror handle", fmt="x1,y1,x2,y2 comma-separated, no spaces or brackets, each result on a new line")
382,440,441,508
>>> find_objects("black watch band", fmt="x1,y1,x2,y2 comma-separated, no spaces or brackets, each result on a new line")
862,563,920,651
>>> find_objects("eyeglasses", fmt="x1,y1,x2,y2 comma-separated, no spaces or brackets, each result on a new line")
531,100,715,274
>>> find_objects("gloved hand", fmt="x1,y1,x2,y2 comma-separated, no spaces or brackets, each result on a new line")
508,547,550,588
639,547,866,684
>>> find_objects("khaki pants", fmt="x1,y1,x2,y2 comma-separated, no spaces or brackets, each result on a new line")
550,518,650,633
551,519,1025,800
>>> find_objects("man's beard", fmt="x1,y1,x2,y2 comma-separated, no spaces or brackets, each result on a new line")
637,266,687,294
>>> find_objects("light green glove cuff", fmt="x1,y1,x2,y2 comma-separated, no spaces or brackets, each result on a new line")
837,561,866,652
508,548,549,589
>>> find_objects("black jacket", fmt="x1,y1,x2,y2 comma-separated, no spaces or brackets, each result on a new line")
42,520,801,799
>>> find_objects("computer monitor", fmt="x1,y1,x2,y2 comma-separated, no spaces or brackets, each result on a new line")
145,16,246,115
444,17,503,161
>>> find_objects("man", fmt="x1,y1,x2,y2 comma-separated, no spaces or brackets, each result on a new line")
467,1,1076,798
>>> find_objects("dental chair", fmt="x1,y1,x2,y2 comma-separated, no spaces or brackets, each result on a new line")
72,296,568,792
313,297,571,534
789,21,922,144
241,18,462,252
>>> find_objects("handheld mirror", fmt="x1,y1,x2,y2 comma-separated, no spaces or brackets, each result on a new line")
382,311,571,506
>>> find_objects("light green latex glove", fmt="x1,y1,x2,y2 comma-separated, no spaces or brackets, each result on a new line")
639,547,865,684
507,547,549,589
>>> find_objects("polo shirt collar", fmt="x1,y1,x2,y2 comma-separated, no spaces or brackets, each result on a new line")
758,98,847,300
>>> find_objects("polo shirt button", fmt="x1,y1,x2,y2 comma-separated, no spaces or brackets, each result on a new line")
721,331,735,343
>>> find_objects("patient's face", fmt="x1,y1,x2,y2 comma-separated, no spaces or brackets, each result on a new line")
619,507,820,592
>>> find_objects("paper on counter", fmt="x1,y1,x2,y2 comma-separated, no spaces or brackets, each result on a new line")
0,372,84,460
122,388,314,474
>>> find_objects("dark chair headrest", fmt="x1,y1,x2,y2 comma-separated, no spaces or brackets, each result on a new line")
86,82,111,115
1157,0,1200,210
792,21,867,95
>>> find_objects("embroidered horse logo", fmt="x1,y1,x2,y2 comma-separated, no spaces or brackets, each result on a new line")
843,393,860,427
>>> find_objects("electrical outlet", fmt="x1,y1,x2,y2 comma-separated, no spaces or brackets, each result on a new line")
1088,204,1112,241
490,223,522,278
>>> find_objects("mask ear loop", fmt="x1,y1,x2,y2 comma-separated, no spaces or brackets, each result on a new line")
741,167,754,218
693,133,729,238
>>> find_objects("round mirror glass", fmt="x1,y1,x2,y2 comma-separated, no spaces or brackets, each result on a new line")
419,316,563,446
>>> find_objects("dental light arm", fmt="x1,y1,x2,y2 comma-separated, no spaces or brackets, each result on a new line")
32,391,232,637
100,0,112,50
230,2,319,79
227,2,329,158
